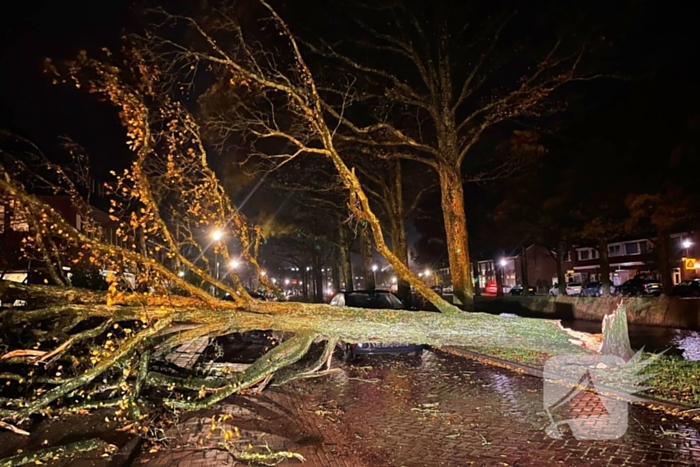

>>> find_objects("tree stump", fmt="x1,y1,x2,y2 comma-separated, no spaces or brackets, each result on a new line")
600,300,634,361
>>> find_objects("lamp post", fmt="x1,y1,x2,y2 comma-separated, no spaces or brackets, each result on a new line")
371,264,378,286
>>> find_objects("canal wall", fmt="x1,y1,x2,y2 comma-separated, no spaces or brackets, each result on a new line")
473,295,700,330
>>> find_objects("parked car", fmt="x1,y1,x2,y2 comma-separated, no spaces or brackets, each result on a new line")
549,284,560,296
443,285,454,294
430,285,443,294
615,278,663,297
222,290,267,301
673,279,700,297
565,282,583,296
329,290,424,362
581,282,616,297
509,284,535,296
485,282,498,294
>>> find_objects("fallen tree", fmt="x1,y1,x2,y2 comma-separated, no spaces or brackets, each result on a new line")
0,1,623,463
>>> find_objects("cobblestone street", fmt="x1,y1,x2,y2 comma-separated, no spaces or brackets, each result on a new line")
136,349,700,466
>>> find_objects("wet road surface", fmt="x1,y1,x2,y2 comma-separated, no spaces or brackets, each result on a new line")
136,348,700,466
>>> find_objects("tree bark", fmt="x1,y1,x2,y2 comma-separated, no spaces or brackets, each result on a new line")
314,261,324,303
360,223,374,289
521,245,529,296
438,163,473,310
495,255,504,297
338,227,353,292
390,221,411,304
600,301,633,360
657,230,673,295
599,238,611,296
557,240,567,295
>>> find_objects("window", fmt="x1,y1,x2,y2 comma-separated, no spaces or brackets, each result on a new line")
565,251,572,262
591,249,600,259
609,244,622,257
578,249,590,261
625,242,640,255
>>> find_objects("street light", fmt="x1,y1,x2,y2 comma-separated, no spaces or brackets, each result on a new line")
260,270,266,277
391,277,397,284
683,239,693,249
371,264,378,285
285,279,290,285
178,271,185,278
499,258,508,267
229,260,239,269
211,230,224,280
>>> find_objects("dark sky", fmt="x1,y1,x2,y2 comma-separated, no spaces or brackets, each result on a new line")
0,0,137,177
1,0,699,200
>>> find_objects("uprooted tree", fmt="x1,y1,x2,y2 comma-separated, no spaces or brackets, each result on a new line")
0,0,622,462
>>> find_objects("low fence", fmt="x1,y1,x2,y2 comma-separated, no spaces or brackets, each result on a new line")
473,295,700,330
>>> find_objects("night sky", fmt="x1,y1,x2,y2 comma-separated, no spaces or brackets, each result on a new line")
1,0,699,256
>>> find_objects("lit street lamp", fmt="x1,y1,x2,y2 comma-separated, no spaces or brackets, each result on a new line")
683,239,693,249
211,230,224,280
178,271,185,278
499,258,508,267
229,260,239,270
371,264,378,285
285,279,290,285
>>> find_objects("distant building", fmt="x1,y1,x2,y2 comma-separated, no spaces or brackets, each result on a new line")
476,244,558,293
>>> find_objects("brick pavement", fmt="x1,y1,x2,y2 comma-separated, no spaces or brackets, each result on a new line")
135,349,700,466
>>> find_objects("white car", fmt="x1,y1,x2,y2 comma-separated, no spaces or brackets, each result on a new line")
565,283,582,296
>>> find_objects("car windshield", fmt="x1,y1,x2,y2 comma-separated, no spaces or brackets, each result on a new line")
587,282,600,287
678,280,698,286
346,292,404,309
567,283,581,287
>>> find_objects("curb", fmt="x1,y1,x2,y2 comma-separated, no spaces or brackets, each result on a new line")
436,346,695,416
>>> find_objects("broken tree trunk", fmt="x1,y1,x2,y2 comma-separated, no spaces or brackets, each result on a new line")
600,301,634,360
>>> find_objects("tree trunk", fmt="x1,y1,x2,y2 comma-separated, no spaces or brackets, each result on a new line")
390,221,411,305
339,227,353,292
0,279,612,426
360,223,374,289
331,260,340,295
657,230,673,294
437,164,473,310
599,238,611,296
314,261,324,303
521,245,529,296
495,257,504,297
302,268,308,300
557,241,567,295
600,301,633,360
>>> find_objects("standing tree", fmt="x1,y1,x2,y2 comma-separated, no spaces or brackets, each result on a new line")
300,0,610,308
